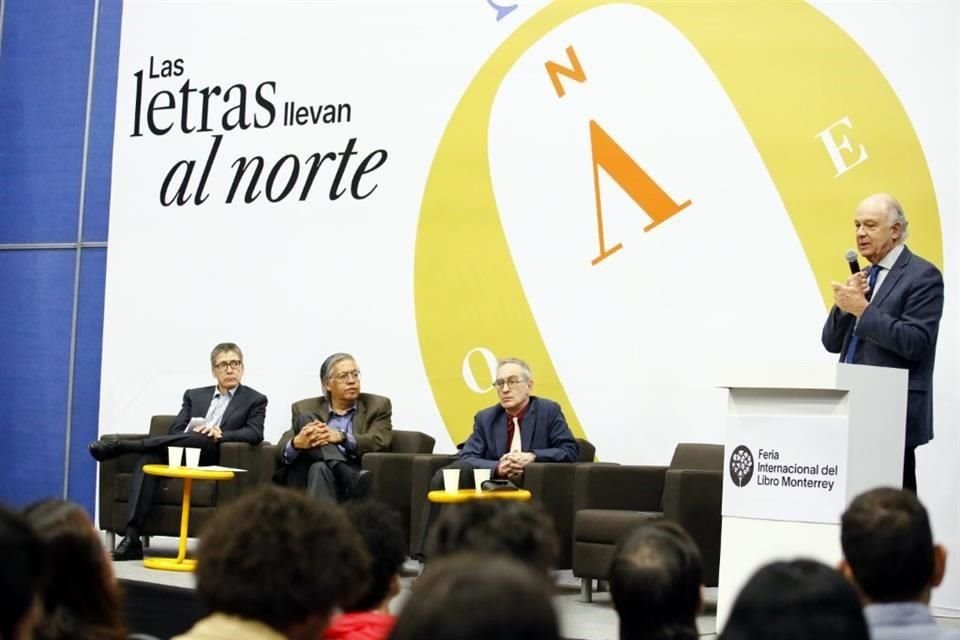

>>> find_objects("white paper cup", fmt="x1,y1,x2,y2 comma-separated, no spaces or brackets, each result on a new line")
442,469,461,494
473,468,491,491
184,447,201,468
167,446,183,468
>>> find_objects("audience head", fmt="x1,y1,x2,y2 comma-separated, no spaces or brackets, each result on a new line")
342,500,407,613
0,504,46,640
720,559,868,640
23,499,125,640
388,553,560,640
195,486,369,636
426,500,559,575
609,521,702,640
840,486,943,603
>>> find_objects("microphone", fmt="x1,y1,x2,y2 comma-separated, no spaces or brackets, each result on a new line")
845,249,861,275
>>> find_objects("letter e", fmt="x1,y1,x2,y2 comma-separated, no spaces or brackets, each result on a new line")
815,116,868,177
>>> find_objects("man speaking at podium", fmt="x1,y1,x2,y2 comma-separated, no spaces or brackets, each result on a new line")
822,194,944,492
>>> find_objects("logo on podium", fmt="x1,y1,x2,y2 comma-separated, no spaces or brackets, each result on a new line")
729,445,754,487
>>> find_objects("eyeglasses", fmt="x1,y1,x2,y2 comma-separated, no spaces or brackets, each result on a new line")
492,376,527,390
213,360,243,372
334,370,361,382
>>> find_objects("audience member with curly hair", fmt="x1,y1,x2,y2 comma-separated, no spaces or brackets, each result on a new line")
174,485,370,640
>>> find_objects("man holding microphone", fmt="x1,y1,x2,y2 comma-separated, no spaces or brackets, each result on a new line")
822,193,944,491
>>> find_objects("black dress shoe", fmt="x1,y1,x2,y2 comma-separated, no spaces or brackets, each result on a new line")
88,440,122,462
112,536,144,561
350,469,373,500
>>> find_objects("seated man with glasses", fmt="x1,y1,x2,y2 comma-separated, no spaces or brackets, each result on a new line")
88,342,267,560
414,357,579,558
273,352,393,502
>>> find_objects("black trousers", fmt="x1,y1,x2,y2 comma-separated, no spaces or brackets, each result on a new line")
303,457,363,502
125,432,219,532
280,444,363,502
280,413,364,502
903,446,917,493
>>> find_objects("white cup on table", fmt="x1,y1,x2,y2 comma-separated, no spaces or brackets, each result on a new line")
442,469,461,494
167,446,183,468
473,468,491,492
184,447,201,468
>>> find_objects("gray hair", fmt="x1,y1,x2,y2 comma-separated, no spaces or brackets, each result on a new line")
867,193,909,243
320,352,356,397
210,343,243,366
497,357,533,381
884,195,909,243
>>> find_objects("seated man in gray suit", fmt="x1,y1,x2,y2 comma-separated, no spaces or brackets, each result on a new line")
273,352,393,501
88,342,267,560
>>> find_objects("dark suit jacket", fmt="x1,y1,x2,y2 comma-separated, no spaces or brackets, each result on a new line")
458,396,579,470
275,392,394,469
822,246,943,447
167,384,267,444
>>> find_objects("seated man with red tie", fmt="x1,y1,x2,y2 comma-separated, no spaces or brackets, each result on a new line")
414,357,579,557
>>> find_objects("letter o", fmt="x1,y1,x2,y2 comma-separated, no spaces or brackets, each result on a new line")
461,347,497,394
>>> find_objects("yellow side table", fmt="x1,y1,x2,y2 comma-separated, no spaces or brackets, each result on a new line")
141,464,235,572
427,488,532,504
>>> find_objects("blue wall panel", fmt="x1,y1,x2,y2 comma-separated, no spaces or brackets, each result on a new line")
67,247,106,512
0,2,117,508
0,1,93,243
0,250,75,505
83,0,122,243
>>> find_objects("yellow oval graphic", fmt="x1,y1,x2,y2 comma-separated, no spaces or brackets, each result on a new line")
415,0,942,447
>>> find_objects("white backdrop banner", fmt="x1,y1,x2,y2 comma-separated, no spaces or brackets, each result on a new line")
100,0,959,612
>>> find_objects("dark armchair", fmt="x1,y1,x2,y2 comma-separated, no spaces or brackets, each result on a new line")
97,415,267,548
408,452,458,555
360,430,436,550
572,443,724,601
522,439,596,568
407,438,596,567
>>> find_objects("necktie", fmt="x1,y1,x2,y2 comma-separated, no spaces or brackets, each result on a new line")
509,416,522,453
843,265,882,364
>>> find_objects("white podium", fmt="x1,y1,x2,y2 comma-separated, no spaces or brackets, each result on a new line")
715,362,907,628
